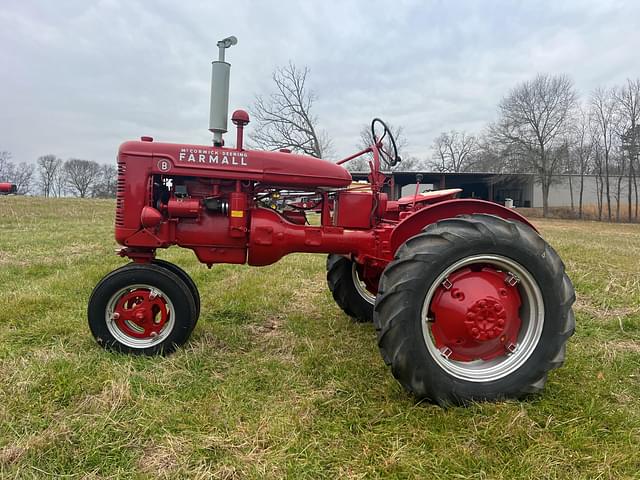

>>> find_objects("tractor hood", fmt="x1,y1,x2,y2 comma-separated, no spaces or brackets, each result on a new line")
119,140,352,189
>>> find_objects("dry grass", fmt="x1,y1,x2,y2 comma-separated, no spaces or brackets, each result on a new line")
0,198,639,478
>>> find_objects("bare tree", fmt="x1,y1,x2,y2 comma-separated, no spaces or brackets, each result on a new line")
0,151,13,182
563,139,577,211
492,74,578,217
613,150,626,222
430,130,478,172
92,164,118,198
570,109,595,218
64,159,101,198
0,153,34,195
12,162,35,194
468,135,513,173
590,87,619,221
591,137,606,220
251,63,331,158
343,153,370,172
394,156,426,171
52,167,68,197
616,78,640,221
37,154,62,198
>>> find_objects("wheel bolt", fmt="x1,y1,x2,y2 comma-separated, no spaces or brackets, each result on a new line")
440,346,453,359
111,312,120,320
505,273,520,286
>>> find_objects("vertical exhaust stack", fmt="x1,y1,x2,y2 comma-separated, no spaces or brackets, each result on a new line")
209,36,238,146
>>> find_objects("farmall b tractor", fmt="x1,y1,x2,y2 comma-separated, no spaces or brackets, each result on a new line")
88,37,575,405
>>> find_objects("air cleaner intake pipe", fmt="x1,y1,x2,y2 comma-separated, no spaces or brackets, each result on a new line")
209,35,237,146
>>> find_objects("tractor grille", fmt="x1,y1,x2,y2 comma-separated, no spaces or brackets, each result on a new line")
115,161,126,227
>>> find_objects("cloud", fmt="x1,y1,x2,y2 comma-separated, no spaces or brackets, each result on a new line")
0,0,639,164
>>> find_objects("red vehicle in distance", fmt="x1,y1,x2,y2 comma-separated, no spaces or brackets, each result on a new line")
0,183,17,195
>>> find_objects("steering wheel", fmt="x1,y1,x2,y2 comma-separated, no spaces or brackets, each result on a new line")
371,118,401,168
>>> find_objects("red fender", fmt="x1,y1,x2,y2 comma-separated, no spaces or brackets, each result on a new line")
389,199,537,254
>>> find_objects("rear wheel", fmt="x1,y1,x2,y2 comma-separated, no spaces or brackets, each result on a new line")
88,264,197,355
326,254,375,322
374,214,575,405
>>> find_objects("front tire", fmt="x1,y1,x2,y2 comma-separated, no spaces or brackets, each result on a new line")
327,254,375,322
88,264,197,355
374,214,575,405
152,259,201,319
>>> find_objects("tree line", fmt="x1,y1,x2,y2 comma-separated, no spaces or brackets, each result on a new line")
249,64,639,220
0,152,116,198
3,67,638,221
431,76,639,221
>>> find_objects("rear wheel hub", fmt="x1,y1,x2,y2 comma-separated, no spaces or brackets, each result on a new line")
430,267,522,361
421,254,545,383
465,297,507,341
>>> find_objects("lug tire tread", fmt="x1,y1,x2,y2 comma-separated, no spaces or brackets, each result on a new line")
326,254,374,323
88,263,197,356
374,214,575,405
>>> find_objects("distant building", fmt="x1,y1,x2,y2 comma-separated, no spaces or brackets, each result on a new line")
350,171,634,208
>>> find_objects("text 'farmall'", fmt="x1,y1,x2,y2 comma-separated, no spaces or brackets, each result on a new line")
178,148,248,166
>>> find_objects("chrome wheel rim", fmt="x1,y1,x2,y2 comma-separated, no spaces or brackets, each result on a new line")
105,284,175,348
421,254,544,382
352,262,376,304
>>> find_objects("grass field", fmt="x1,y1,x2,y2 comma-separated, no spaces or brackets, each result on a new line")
1,197,639,479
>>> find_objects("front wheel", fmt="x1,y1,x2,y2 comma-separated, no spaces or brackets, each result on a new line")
88,264,197,355
151,259,201,320
375,214,575,405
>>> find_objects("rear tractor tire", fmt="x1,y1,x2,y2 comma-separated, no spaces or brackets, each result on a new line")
88,263,198,355
326,254,375,322
374,214,575,405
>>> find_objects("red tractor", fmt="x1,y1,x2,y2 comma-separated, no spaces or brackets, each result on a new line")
89,37,575,405
0,182,17,195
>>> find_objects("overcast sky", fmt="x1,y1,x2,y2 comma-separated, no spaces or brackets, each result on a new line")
1,0,639,165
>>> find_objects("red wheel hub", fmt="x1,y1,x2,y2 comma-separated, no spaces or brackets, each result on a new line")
112,289,169,339
429,266,522,361
465,298,507,341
